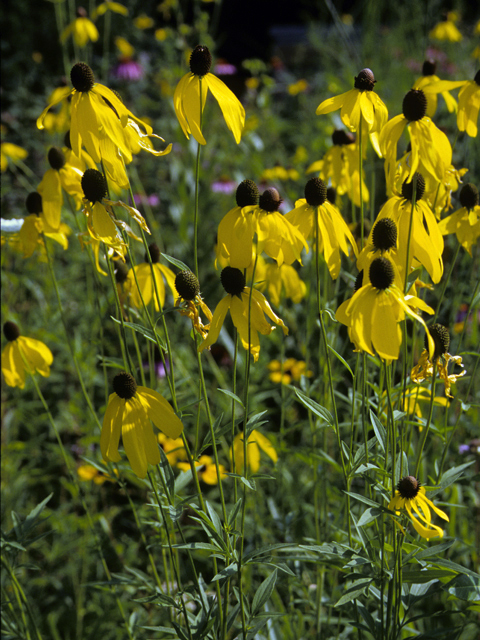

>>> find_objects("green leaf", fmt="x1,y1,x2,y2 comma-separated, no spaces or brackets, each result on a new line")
211,562,238,583
403,540,455,564
170,542,221,552
369,410,386,454
110,317,166,349
227,499,243,528
251,569,278,616
217,388,244,407
158,447,175,500
431,461,475,496
335,578,372,606
205,501,223,538
161,253,190,272
357,507,382,527
293,388,333,425
430,558,480,581
328,344,354,378
402,569,456,583
443,574,480,602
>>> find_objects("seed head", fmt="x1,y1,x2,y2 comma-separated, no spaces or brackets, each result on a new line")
402,89,427,121
259,187,282,212
26,192,43,215
221,266,245,296
426,323,450,360
397,475,421,499
401,173,426,202
81,169,107,203
372,218,397,251
332,130,355,146
70,62,95,92
3,321,20,342
47,147,66,171
459,183,479,210
175,270,200,301
354,68,376,91
145,243,160,264
235,179,259,207
113,371,137,399
369,257,394,290
189,45,212,76
422,59,436,76
305,177,327,207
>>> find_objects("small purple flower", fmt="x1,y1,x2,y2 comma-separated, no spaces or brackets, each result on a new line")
211,179,236,195
133,193,160,206
458,444,471,454
112,59,144,82
214,62,237,76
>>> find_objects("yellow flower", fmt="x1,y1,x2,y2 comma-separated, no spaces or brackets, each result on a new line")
388,475,449,539
268,358,313,384
438,182,480,254
60,9,99,47
316,68,388,134
253,255,307,307
429,12,462,42
232,429,277,474
158,433,186,465
174,270,212,340
412,60,457,117
198,267,288,363
37,146,84,230
81,168,148,254
457,71,480,137
336,257,434,361
216,179,259,270
133,13,154,29
77,464,116,484
411,324,466,399
2,321,53,389
286,178,357,279
288,79,308,96
376,173,444,283
245,187,309,267
91,2,128,19
100,371,183,478
174,45,245,145
1,142,28,172
380,89,452,187
356,217,404,283
177,456,228,485
37,63,155,166
41,85,71,135
307,130,369,208
126,243,176,311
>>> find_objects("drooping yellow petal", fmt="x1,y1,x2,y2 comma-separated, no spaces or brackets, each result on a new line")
316,90,351,116
198,296,231,353
100,393,123,463
137,387,183,439
205,73,245,144
250,429,278,463
37,86,72,130
1,342,26,388
121,397,149,478
18,336,53,377
371,292,402,360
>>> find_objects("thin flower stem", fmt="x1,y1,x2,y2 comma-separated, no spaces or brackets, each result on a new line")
193,78,203,278
414,361,437,478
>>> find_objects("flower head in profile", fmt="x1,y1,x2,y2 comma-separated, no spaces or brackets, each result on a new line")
253,254,307,307
411,324,466,399
2,321,53,389
246,187,309,266
412,59,458,117
307,130,369,208
216,179,259,270
286,178,357,279
232,429,277,474
376,173,444,283
174,45,245,145
81,168,149,254
37,63,155,166
60,7,99,47
17,191,70,258
126,243,176,311
174,270,212,339
457,70,480,137
198,267,288,362
388,475,449,539
316,68,388,134
101,371,183,478
356,217,402,282
335,257,434,361
438,182,480,254
380,89,452,186
37,146,84,230
429,11,462,42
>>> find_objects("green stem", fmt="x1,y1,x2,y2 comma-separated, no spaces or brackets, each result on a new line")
414,361,437,478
